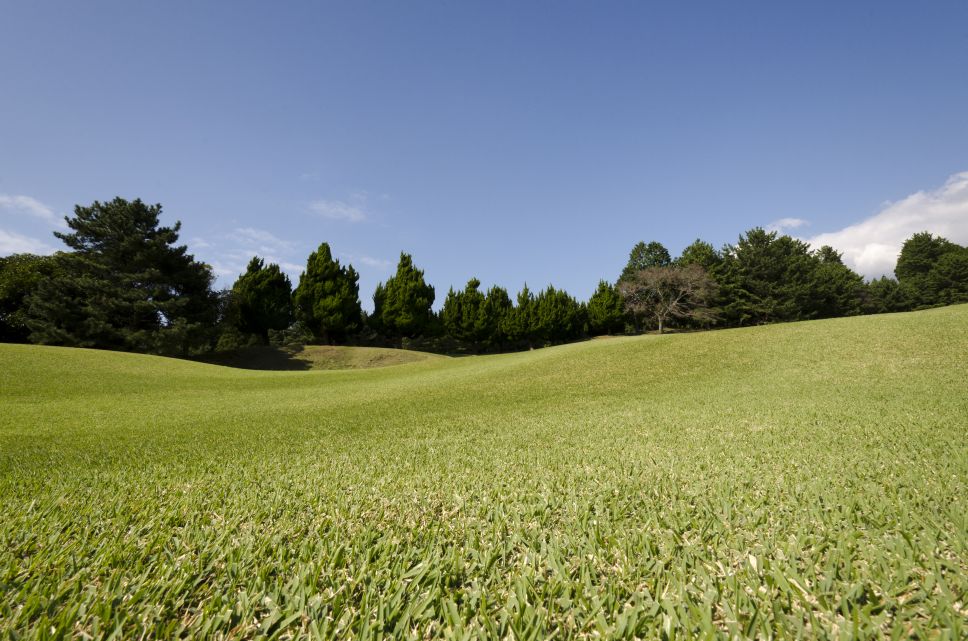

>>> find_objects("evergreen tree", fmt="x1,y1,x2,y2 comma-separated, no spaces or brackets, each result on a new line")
717,228,818,325
26,198,218,355
0,253,59,343
440,278,486,345
676,239,722,272
931,246,968,305
532,286,586,344
619,241,671,283
861,277,913,314
481,285,513,349
808,246,864,318
293,243,362,343
229,257,294,341
502,285,536,348
371,253,435,339
587,280,626,335
895,232,968,307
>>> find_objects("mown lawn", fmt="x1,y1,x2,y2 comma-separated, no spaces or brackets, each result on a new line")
1,305,966,639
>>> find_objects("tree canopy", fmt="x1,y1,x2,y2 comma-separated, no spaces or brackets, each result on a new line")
293,243,362,343
372,253,435,339
26,198,218,355
619,241,672,283
229,257,294,341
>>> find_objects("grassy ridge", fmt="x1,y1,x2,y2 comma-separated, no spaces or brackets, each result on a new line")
1,306,966,639
200,344,448,371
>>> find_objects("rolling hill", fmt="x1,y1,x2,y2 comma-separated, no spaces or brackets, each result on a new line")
1,305,966,639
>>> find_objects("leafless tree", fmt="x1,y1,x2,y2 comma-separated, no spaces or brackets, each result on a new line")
617,264,718,334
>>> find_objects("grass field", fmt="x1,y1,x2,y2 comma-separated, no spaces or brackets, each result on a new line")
201,344,448,371
1,306,966,639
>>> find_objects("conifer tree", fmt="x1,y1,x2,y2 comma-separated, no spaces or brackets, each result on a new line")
587,280,626,335
26,198,218,355
371,253,435,339
293,243,362,343
229,257,294,341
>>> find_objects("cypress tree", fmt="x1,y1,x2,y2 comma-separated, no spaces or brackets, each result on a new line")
229,257,294,341
587,280,626,335
293,243,362,343
371,253,435,339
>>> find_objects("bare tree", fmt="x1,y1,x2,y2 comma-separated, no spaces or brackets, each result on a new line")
617,264,717,334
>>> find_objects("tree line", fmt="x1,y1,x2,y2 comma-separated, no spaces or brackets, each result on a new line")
1,197,966,356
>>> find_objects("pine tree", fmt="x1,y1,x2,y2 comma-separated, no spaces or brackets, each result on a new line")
481,285,513,349
587,280,626,335
532,286,586,344
502,285,536,348
371,253,435,339
26,198,218,355
293,243,362,343
229,257,294,341
441,278,488,347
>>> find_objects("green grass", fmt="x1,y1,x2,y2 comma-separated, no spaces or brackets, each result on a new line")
200,344,447,371
1,306,966,640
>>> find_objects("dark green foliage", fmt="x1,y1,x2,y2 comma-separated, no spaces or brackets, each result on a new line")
501,285,537,348
895,232,968,307
440,278,487,345
586,280,626,335
676,239,722,272
862,277,913,314
25,198,218,355
481,285,513,349
717,228,824,325
619,241,671,283
441,280,515,351
228,257,293,341
532,286,587,345
808,246,864,318
931,247,968,305
371,253,435,339
0,253,58,342
293,243,362,343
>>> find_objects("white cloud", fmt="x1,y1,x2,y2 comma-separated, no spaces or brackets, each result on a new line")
338,253,391,270
766,217,808,233
0,228,56,255
229,227,296,254
308,199,367,223
0,194,66,228
805,171,968,278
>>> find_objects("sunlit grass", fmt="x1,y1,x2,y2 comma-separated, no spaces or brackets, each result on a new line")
1,305,966,639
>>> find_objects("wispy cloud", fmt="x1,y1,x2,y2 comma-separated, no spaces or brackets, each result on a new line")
339,252,391,270
0,194,66,227
229,227,297,254
308,199,367,223
0,228,56,255
203,228,305,283
804,171,968,278
766,217,809,233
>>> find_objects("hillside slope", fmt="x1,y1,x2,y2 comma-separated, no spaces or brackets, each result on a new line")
200,343,448,370
1,306,966,639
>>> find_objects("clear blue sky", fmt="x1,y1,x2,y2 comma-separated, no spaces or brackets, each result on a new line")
2,1,967,308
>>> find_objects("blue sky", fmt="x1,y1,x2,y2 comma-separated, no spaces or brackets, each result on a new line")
2,1,967,308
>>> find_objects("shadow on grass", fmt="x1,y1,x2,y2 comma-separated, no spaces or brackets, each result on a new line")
196,346,312,371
